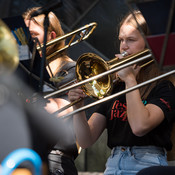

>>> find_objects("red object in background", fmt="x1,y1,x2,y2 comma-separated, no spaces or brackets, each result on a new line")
146,33,175,66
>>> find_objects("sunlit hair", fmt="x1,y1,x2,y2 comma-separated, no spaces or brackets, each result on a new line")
23,7,66,58
120,10,150,36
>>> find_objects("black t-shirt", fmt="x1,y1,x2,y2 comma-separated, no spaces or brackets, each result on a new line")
54,61,76,88
47,61,78,159
96,80,175,151
25,60,78,159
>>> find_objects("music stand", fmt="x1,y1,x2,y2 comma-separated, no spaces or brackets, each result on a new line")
126,0,175,70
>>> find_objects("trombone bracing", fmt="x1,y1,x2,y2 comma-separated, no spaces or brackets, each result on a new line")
37,22,97,60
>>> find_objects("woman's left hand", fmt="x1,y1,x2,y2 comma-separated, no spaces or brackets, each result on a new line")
117,64,141,83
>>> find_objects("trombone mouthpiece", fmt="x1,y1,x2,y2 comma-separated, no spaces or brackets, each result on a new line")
121,51,128,57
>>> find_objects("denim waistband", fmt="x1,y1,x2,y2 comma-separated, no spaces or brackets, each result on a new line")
111,145,166,156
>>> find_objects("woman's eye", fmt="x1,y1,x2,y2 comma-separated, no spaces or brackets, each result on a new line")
30,33,36,37
128,38,136,42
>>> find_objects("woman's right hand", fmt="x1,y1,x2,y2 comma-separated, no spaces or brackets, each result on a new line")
68,86,86,109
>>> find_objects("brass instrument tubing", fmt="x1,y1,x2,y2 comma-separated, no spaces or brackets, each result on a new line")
109,49,150,69
53,78,118,115
60,70,175,119
45,22,97,60
44,53,152,99
37,22,97,50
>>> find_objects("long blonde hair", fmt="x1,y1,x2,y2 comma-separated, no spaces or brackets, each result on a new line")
119,10,165,99
23,7,66,59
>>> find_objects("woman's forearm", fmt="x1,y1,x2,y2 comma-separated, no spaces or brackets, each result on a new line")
73,110,94,149
125,78,151,136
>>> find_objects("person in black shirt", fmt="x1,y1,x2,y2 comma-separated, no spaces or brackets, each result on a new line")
23,7,79,175
68,10,175,175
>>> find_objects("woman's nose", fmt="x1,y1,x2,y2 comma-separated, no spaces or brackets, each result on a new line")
120,41,129,51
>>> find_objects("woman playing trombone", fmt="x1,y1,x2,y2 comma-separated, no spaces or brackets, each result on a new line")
68,10,175,175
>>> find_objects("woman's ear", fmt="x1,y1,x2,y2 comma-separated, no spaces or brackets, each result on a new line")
49,31,57,40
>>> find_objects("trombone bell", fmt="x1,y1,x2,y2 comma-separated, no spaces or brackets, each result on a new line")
75,49,153,100
76,53,113,99
44,49,153,100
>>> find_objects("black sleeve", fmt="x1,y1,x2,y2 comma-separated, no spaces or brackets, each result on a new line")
54,62,76,88
147,80,175,122
95,100,110,117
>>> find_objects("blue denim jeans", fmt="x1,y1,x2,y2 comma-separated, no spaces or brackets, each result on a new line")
104,146,168,175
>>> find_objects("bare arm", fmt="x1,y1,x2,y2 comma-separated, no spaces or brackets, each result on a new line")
69,87,106,148
118,65,164,137
44,98,73,117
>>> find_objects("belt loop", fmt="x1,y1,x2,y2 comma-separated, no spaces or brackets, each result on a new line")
111,147,115,157
163,148,167,156
128,147,132,156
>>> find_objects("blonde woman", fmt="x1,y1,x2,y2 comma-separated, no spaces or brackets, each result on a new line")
68,10,175,175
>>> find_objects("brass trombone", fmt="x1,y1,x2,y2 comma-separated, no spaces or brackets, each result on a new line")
44,48,153,99
44,48,175,117
37,22,97,60
44,49,157,114
62,69,175,119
